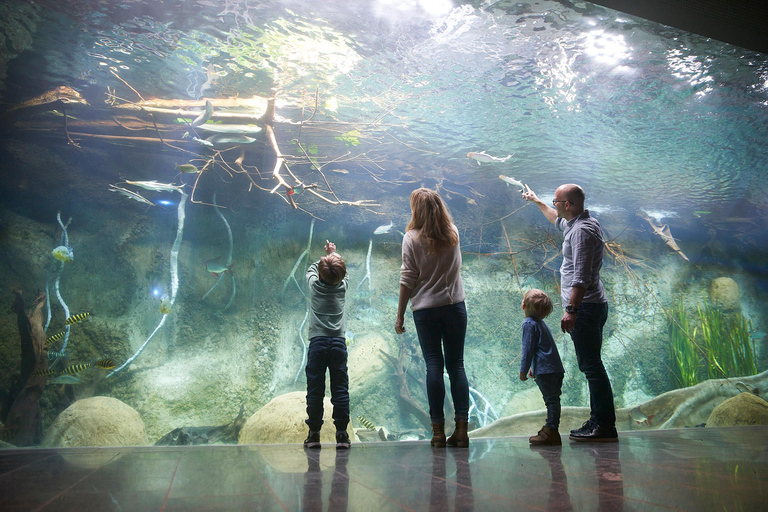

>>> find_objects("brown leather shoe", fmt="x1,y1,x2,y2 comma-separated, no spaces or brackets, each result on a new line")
529,425,562,446
446,420,469,447
431,423,446,447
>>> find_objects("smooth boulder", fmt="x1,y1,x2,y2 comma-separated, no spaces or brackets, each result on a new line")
42,396,148,447
706,392,768,427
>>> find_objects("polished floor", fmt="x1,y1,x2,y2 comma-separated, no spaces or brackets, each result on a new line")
1,426,766,511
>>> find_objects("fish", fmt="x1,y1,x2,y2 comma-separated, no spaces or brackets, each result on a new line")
49,374,85,385
159,293,172,315
204,134,257,145
374,221,393,235
61,362,92,375
93,358,116,370
203,261,234,276
32,369,56,377
109,184,155,206
175,163,200,174
192,137,214,147
46,350,69,360
196,124,262,135
499,174,525,191
52,245,74,264
467,151,513,165
329,169,349,174
45,331,67,346
357,415,375,430
191,99,213,127
65,312,90,325
629,406,654,427
124,180,184,193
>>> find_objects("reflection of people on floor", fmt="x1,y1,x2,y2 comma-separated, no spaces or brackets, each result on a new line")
430,450,474,512
531,446,574,512
573,444,625,511
302,450,350,512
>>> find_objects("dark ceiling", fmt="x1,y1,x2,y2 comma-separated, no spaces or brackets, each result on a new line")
590,0,768,55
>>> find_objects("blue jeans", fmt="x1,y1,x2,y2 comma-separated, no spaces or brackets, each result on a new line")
413,301,469,424
535,373,564,430
571,302,615,427
305,336,349,431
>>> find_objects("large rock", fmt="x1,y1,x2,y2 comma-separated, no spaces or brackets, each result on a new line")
238,391,353,445
706,392,768,427
42,397,148,447
709,277,741,311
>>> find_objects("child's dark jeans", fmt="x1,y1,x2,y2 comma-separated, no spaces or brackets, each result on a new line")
535,372,564,430
305,336,349,432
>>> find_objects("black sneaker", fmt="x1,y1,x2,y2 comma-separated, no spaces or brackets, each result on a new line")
304,430,321,449
569,424,618,443
570,418,597,436
335,430,351,449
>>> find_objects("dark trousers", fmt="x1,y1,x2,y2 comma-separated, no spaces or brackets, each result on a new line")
571,302,615,427
413,301,469,424
535,373,564,430
305,336,349,432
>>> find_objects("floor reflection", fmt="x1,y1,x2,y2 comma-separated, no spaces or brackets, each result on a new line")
302,449,350,512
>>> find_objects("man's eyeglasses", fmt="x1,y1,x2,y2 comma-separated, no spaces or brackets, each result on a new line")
552,199,569,205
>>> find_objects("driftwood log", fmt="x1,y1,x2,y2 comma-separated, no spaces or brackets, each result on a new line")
1,291,49,446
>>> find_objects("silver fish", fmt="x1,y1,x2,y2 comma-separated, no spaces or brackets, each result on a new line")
499,174,525,191
467,151,513,164
109,185,155,206
196,124,262,135
205,134,257,145
49,374,85,385
192,137,214,147
191,99,213,127
124,180,184,193
374,221,393,235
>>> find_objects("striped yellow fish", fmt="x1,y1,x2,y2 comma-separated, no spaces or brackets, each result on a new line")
93,358,115,370
32,369,56,376
45,331,66,346
65,312,91,325
357,415,375,430
61,363,91,375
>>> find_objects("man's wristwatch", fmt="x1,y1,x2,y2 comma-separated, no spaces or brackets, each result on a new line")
565,304,577,315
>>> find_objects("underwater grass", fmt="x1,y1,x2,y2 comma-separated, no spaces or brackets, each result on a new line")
668,298,701,388
668,299,758,389
697,304,757,380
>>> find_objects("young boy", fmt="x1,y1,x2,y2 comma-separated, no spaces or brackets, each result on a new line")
304,240,351,449
520,289,565,446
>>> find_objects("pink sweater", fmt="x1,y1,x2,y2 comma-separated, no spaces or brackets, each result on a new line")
400,227,465,311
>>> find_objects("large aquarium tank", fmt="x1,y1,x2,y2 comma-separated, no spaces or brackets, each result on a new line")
1,0,766,448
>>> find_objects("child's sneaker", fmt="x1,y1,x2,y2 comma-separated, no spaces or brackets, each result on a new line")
335,430,351,449
303,430,321,449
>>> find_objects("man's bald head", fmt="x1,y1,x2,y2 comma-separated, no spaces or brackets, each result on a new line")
556,184,585,207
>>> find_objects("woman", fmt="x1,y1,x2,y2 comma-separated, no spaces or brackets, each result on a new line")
395,187,469,447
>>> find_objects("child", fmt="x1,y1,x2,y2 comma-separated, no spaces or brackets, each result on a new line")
520,289,565,446
304,240,351,449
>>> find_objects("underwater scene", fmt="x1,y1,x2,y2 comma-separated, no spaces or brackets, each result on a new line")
0,0,767,448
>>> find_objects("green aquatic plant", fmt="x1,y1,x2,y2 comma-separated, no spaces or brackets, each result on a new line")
668,299,758,389
668,298,701,388
697,304,757,380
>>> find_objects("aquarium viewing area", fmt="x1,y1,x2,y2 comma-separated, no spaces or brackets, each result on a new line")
1,0,767,510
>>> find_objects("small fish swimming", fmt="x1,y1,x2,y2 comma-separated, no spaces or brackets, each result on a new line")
65,312,90,325
32,368,56,377
52,246,74,264
329,169,349,174
196,124,262,135
374,221,393,235
467,151,513,165
499,175,525,191
109,184,155,206
47,350,69,360
629,406,654,427
124,180,184,193
49,374,84,385
61,362,92,375
159,293,172,315
357,415,375,430
204,134,257,145
191,99,213,127
203,261,234,276
46,330,67,346
175,163,200,174
192,137,214,147
93,358,116,370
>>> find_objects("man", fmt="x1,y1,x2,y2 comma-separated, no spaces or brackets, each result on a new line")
522,183,617,442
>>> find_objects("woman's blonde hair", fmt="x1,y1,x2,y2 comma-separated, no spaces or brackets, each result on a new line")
523,289,553,319
406,188,458,251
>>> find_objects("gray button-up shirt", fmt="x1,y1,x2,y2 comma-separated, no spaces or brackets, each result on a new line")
556,210,607,306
